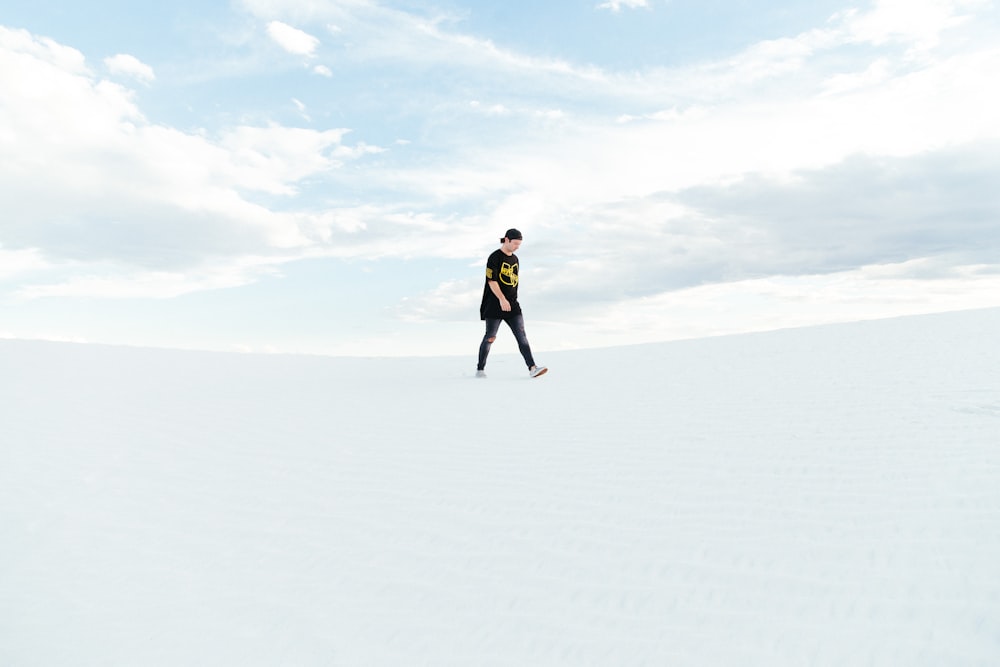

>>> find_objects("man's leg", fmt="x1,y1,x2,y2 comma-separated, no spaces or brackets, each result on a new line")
477,319,502,371
505,314,537,369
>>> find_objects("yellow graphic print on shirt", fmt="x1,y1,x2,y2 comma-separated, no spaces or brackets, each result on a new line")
499,262,518,287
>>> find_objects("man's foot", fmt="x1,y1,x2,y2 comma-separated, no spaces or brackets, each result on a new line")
475,370,487,378
529,365,548,378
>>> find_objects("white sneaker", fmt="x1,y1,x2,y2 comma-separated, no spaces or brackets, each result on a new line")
475,370,487,378
529,365,548,378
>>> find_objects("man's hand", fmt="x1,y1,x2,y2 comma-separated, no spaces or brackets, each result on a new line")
488,280,511,312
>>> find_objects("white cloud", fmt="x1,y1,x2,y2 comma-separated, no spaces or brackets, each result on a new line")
0,27,382,297
841,0,982,51
596,0,650,12
13,258,284,301
821,57,893,96
0,25,87,73
241,0,611,85
469,100,510,116
0,330,88,344
0,245,49,280
104,53,155,83
412,1,1000,203
218,124,356,191
561,261,1000,348
313,64,332,76
235,0,1000,226
266,20,320,55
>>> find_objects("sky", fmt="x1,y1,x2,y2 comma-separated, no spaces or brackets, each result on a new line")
2,0,1000,356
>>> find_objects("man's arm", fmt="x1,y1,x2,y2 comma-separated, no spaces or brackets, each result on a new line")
487,280,511,311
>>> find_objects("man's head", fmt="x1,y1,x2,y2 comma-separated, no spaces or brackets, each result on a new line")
501,228,522,253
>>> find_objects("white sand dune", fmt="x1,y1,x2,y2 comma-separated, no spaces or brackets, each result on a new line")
2,308,999,666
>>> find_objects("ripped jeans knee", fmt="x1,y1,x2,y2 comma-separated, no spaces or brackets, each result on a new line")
477,315,536,371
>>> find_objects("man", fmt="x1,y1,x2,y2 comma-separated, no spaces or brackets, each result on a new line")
477,228,547,378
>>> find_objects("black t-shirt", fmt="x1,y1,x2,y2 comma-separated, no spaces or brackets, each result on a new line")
480,249,521,320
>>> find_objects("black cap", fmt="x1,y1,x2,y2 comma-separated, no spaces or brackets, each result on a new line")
502,228,523,241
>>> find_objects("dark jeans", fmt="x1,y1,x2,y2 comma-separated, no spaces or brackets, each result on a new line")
477,314,536,371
